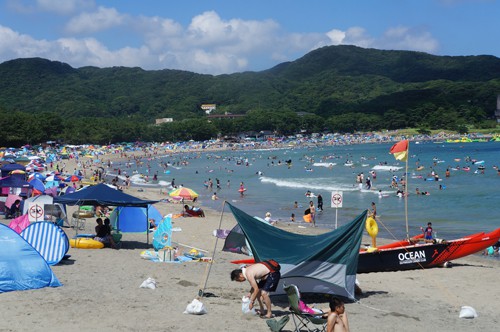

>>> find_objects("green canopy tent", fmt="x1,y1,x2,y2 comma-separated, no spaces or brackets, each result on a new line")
227,203,367,299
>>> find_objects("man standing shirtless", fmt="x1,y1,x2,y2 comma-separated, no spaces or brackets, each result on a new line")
230,259,281,318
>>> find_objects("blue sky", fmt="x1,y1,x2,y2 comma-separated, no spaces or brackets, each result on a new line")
0,0,498,75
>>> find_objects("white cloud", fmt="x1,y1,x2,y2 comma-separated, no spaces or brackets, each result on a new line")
6,0,94,15
0,25,52,59
65,6,127,34
379,26,439,53
322,25,438,54
0,7,441,74
36,0,95,15
326,29,346,45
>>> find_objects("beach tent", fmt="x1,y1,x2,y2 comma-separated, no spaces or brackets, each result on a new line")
54,183,158,207
29,178,46,193
8,214,30,234
0,163,26,178
22,195,68,226
109,205,163,233
0,223,61,293
54,183,159,244
21,222,69,265
227,203,367,299
0,176,33,188
0,175,33,196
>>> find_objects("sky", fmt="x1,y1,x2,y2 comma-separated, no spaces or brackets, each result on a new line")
0,0,498,75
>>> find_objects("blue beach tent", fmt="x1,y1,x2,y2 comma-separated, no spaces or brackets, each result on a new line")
0,224,61,293
110,205,163,233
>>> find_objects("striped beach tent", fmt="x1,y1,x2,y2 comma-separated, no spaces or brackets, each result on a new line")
20,222,69,265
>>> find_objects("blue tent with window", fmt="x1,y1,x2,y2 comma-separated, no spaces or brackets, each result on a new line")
109,205,163,233
0,224,61,293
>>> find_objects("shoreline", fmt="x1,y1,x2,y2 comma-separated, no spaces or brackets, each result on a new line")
2,140,499,331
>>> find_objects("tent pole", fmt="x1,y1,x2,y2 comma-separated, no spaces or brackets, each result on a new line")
146,205,149,248
197,200,226,298
76,204,81,238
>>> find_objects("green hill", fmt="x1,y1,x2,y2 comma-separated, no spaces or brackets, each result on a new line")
0,45,499,146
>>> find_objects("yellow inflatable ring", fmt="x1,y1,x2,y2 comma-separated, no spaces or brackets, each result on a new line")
365,216,378,238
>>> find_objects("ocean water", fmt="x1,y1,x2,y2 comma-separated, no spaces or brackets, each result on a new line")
133,141,500,241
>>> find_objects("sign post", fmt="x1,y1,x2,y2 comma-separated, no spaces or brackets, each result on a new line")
28,203,44,222
331,191,343,229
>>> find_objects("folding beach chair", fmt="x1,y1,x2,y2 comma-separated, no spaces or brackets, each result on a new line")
283,284,327,332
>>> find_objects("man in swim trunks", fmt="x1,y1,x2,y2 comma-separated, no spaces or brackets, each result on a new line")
231,259,281,318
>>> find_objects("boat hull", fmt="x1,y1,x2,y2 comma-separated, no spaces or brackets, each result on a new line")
358,228,500,273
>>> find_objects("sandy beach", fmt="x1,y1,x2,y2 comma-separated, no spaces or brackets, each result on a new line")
1,151,499,332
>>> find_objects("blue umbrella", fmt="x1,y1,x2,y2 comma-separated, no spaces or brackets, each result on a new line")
28,178,45,192
31,173,46,181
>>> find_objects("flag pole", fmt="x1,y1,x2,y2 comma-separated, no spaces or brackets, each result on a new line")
405,142,409,239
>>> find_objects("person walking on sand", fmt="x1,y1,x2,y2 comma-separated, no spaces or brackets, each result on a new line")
231,259,281,319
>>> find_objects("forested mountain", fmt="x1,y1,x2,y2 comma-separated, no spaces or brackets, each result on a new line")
0,45,499,146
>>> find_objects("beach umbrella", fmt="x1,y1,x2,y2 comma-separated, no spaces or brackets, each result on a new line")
29,178,46,193
64,175,82,182
29,173,46,181
45,175,56,182
168,187,199,200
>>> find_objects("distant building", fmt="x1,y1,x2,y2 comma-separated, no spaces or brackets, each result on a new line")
496,95,500,123
206,113,245,120
155,118,173,125
201,104,216,114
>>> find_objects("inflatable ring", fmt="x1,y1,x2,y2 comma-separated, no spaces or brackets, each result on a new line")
72,211,94,218
365,216,378,238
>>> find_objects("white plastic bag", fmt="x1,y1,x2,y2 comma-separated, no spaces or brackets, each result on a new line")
459,306,478,319
184,299,207,315
241,296,257,315
139,277,157,289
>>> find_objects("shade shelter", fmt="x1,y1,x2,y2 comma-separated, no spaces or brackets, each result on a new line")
0,163,26,178
54,184,159,245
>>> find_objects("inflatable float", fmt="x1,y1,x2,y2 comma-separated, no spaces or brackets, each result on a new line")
69,238,104,249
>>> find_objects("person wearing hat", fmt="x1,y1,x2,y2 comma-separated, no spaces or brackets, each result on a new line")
264,212,277,225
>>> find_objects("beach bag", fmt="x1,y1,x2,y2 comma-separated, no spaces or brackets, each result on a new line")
459,306,478,319
139,277,157,289
241,296,257,315
184,299,207,315
261,259,281,273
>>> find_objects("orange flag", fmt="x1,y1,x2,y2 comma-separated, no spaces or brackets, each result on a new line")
389,140,409,161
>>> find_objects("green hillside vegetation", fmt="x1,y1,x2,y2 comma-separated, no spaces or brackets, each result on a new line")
0,45,499,146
